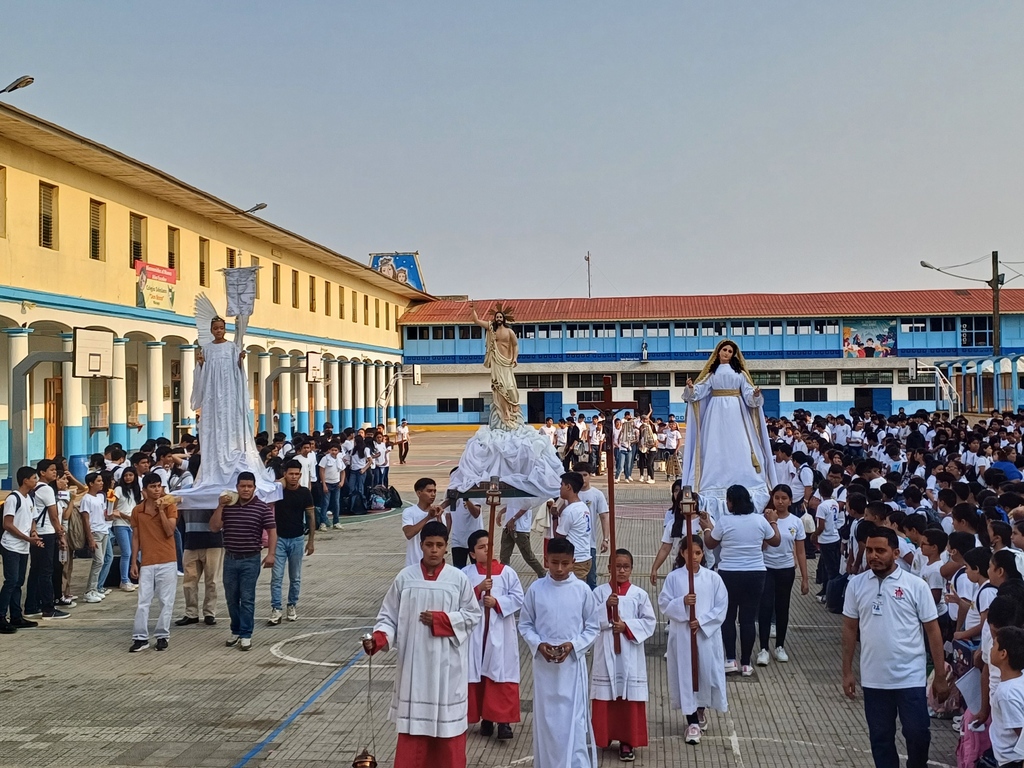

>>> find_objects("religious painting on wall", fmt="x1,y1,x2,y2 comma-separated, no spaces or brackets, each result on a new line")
843,319,897,358
370,252,426,292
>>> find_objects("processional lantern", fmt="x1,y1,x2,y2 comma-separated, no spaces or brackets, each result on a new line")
352,633,378,768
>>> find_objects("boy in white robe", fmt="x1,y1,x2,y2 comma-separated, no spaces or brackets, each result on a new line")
591,548,657,761
519,536,601,768
362,521,482,768
462,529,525,739
659,536,729,746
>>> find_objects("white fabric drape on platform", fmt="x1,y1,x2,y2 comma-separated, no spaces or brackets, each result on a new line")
449,425,564,504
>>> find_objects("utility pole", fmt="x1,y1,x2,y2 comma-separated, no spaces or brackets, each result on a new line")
585,251,592,299
991,250,1002,356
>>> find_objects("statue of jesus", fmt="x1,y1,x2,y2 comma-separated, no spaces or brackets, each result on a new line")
470,302,524,431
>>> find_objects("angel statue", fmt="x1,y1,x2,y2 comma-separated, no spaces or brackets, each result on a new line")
470,301,524,431
680,339,777,519
179,294,281,508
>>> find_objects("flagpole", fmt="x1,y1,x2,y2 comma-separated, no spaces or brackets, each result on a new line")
586,251,592,299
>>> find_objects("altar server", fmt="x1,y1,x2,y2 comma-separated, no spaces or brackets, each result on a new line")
362,521,482,768
591,549,657,761
462,529,525,740
519,537,601,767
659,536,729,746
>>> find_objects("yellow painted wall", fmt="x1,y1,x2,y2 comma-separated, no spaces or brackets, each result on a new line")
0,135,409,351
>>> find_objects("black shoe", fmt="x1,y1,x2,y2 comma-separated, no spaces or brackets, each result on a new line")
129,639,150,653
155,638,168,651
619,743,635,761
204,616,217,626
0,623,16,635
480,720,494,737
175,616,200,626
497,723,513,740
11,619,38,628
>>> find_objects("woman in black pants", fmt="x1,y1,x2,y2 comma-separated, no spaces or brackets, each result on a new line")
756,484,809,666
699,485,780,676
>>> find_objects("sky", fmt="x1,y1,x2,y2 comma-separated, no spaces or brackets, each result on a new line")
4,2,1024,300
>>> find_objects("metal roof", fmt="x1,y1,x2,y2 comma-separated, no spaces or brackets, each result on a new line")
399,289,1022,325
0,103,432,303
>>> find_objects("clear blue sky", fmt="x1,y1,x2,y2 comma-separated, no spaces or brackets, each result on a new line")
5,2,1024,299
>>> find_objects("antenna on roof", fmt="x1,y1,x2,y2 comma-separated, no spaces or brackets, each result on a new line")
585,251,592,299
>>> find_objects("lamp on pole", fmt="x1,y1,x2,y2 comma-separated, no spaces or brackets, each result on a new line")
242,203,267,214
1,76,34,94
920,251,1004,355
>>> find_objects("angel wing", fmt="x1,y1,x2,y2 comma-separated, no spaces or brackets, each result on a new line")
194,293,219,347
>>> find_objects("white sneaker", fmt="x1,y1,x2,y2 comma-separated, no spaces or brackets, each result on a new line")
773,647,790,663
286,605,298,622
769,624,776,639
697,709,709,732
317,524,328,532
100,587,112,596
684,724,702,745
268,608,282,626
756,649,770,666
239,638,252,651
83,591,103,603
624,477,632,483
647,477,656,484
333,523,343,529
724,659,738,674
741,664,754,677
120,582,138,592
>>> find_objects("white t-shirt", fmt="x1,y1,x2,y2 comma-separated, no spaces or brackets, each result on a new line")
815,499,843,545
589,424,603,447
554,427,567,447
710,514,775,572
402,505,430,567
540,424,556,444
297,453,319,488
991,674,1024,764
372,442,389,469
556,500,592,562
965,580,997,632
578,486,608,551
32,482,57,536
664,428,680,451
764,514,806,570
1,491,34,554
112,486,137,527
349,448,371,472
80,492,110,535
449,499,484,550
501,499,534,534
948,566,977,624
318,454,345,485
397,425,410,443
919,559,948,618
842,568,938,689
661,509,715,569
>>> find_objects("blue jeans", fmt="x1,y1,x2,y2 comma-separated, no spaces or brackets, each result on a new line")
587,547,598,589
270,536,305,610
112,526,134,584
97,533,114,589
174,528,184,572
619,446,636,479
349,470,366,500
320,483,340,525
223,553,261,639
862,687,930,768
0,545,28,624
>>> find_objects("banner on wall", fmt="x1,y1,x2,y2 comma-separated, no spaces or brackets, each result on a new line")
135,262,176,310
843,319,897,358
369,252,425,292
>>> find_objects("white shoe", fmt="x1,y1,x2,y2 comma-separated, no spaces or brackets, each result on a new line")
120,582,138,592
614,478,621,484
317,524,328,532
333,523,343,529
769,624,776,638
286,605,298,622
624,477,632,483
83,591,103,603
684,724,702,745
239,638,252,651
268,608,282,626
697,709,709,732
756,649,770,666
724,659,738,674
773,647,790,663
741,665,754,677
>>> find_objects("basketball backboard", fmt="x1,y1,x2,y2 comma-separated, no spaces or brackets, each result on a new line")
306,351,323,383
73,328,114,378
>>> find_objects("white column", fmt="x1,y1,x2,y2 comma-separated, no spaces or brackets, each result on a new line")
179,345,196,432
62,333,87,455
146,341,165,439
327,359,340,428
365,361,377,428
258,352,272,433
109,338,128,445
340,360,353,428
278,354,293,436
353,360,365,428
4,328,33,436
376,364,388,425
296,359,310,433
396,365,405,422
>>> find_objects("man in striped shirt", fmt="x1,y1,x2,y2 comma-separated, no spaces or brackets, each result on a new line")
210,472,276,651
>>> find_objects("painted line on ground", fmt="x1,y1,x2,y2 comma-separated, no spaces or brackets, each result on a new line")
232,648,364,768
269,628,367,667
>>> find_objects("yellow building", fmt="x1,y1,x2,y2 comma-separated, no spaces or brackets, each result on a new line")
0,102,427,475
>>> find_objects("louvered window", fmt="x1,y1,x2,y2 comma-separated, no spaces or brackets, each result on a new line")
129,213,146,265
39,183,57,249
89,200,105,261
199,238,210,286
167,227,179,272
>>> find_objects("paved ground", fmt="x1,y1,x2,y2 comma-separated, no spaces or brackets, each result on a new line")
0,430,958,767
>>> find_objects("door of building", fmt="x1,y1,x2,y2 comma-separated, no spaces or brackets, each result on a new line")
633,390,652,418
44,377,63,459
526,391,547,424
854,388,874,413
651,390,670,421
760,388,781,418
871,388,893,416
543,391,563,421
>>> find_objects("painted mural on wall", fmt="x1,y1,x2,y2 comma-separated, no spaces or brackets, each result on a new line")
843,319,897,358
369,252,425,292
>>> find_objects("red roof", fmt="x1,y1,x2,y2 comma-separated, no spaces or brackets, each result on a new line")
400,288,1024,325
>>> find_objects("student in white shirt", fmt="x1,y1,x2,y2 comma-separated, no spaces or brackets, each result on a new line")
81,472,113,603
317,445,346,530
917,529,949,638
539,417,557,446
758,484,809,665
954,547,995,642
575,464,609,590
988,625,1024,766
395,419,410,464
556,472,594,583
498,498,545,578
0,467,43,632
813,480,844,601
401,478,446,568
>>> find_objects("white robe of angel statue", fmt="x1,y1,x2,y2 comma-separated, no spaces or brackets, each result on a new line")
174,294,282,509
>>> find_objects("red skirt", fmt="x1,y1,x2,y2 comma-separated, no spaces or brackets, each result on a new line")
467,678,521,724
394,732,466,768
591,698,648,748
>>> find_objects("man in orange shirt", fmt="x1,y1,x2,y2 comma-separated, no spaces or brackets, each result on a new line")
129,473,178,653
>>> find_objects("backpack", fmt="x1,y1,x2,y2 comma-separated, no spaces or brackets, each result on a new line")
825,573,848,614
385,486,403,509
64,496,87,552
11,488,42,526
368,485,387,511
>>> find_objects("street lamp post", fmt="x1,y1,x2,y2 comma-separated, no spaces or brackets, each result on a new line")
1,76,34,94
921,250,1004,355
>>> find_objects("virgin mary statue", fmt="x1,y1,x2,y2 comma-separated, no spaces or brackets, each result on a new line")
680,339,776,519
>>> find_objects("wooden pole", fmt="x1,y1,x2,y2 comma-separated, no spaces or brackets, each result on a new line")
605,419,621,654
682,486,699,692
481,477,501,658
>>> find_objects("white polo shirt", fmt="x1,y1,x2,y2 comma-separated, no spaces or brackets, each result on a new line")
578,486,609,550
501,499,534,534
556,500,592,562
842,567,938,689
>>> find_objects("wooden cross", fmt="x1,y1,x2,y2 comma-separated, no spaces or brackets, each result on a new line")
593,375,638,654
